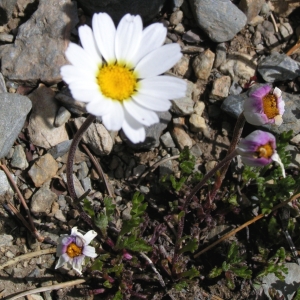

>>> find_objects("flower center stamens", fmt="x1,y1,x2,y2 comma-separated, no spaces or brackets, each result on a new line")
66,243,82,258
262,93,279,119
97,64,137,101
256,143,273,159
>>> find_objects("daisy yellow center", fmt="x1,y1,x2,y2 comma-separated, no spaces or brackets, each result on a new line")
97,64,137,101
66,243,82,258
256,143,273,159
262,94,279,119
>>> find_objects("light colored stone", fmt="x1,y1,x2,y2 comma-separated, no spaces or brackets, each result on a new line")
31,186,57,215
170,10,183,26
205,161,217,173
192,49,215,80
173,55,190,76
160,132,176,148
54,106,71,127
291,134,300,145
210,76,231,100
0,170,13,198
28,84,69,149
189,114,206,132
194,101,205,116
239,0,264,23
74,117,113,156
11,145,28,170
28,153,58,187
171,80,194,116
171,118,193,150
279,22,293,40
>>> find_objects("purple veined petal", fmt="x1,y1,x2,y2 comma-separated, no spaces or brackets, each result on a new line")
122,109,146,143
92,13,116,63
240,155,272,167
61,236,75,246
115,14,143,65
101,101,124,131
242,130,276,149
277,97,285,114
249,84,271,101
55,253,70,269
243,111,269,126
83,245,98,258
243,95,263,113
83,230,97,245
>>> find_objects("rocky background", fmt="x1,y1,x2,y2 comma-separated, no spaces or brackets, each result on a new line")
0,0,300,299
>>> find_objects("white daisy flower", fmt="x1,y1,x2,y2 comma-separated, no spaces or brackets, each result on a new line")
61,13,186,143
55,227,97,274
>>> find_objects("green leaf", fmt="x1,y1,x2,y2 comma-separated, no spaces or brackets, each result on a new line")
107,263,124,277
180,161,194,175
94,213,108,237
227,242,239,263
103,280,112,288
120,236,151,252
91,257,104,271
293,286,300,300
174,281,188,291
112,291,122,300
179,238,198,254
83,199,95,218
231,266,252,279
103,197,115,222
208,267,223,278
178,266,200,279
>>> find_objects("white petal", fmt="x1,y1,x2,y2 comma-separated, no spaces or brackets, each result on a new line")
132,93,171,111
124,99,159,126
86,96,113,115
55,253,70,269
61,65,96,85
271,152,286,178
83,230,97,244
131,23,167,66
65,43,98,74
122,110,146,143
138,75,186,99
115,14,143,65
79,25,102,66
69,85,99,103
92,13,116,63
274,115,283,126
83,245,98,258
72,256,85,274
273,87,282,98
102,101,124,131
135,43,182,78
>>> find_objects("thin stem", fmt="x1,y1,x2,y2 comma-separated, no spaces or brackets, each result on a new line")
207,113,245,206
0,163,44,242
67,114,96,200
172,149,238,274
194,192,300,258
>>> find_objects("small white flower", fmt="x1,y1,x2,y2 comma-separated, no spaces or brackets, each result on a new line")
61,13,186,143
55,227,97,274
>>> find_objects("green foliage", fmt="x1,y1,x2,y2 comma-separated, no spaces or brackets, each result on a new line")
179,238,198,254
115,192,151,252
178,266,200,279
174,281,188,291
112,291,122,300
293,286,300,300
91,254,110,271
209,242,252,289
103,280,112,288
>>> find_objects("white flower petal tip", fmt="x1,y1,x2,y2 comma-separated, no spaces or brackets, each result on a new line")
61,12,184,143
243,85,285,126
271,153,286,178
55,227,98,274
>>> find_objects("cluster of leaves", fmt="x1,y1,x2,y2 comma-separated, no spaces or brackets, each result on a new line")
209,242,252,290
242,130,298,214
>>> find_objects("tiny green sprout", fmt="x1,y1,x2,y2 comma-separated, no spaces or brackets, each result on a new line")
112,291,122,300
178,266,200,280
174,281,188,291
179,237,198,254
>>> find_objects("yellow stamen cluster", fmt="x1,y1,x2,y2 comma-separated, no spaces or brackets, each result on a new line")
256,143,273,159
262,93,279,119
66,243,82,258
97,64,137,101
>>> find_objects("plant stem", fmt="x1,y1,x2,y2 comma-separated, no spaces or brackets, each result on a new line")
66,114,96,200
206,113,245,207
172,149,238,275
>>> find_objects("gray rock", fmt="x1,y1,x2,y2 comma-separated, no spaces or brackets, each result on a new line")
31,186,57,215
0,0,78,85
258,52,300,82
123,111,172,150
262,263,300,300
279,23,293,40
171,117,193,150
192,49,215,80
132,165,146,177
264,31,278,47
229,81,243,95
54,106,71,127
221,87,300,135
0,33,13,42
0,234,13,246
74,117,113,156
0,93,32,159
28,84,69,149
210,76,231,100
11,144,28,170
173,0,184,8
188,0,247,42
48,140,72,159
170,10,183,26
76,0,165,24
81,177,92,192
77,161,89,181
159,156,173,178
62,173,85,198
171,80,194,116
0,0,18,25
28,153,58,187
214,43,227,69
160,132,176,148
0,170,13,198
238,0,264,23
252,30,262,45
0,72,6,93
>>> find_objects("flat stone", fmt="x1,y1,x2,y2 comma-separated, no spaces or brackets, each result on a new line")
258,52,300,82
189,114,206,132
11,144,28,170
160,132,176,148
76,0,165,24
220,52,257,85
214,43,227,69
61,173,85,198
279,23,293,40
48,140,72,159
173,55,190,77
188,0,247,42
221,86,300,135
0,93,32,158
170,10,183,26
239,0,264,23
74,117,113,156
210,76,231,100
171,80,194,116
290,134,300,146
28,153,58,187
0,234,13,246
171,117,193,150
54,106,71,127
0,170,13,198
192,49,215,80
31,186,57,215
159,156,173,179
28,84,69,149
0,0,78,86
